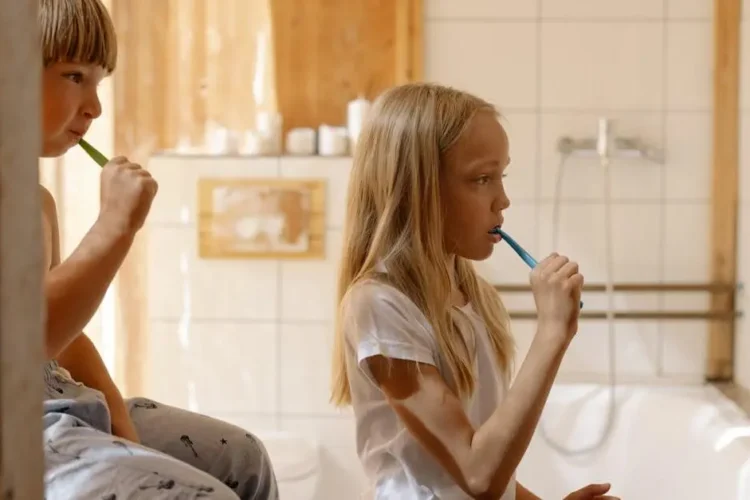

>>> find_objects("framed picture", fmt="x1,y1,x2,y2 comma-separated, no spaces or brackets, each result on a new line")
197,177,326,259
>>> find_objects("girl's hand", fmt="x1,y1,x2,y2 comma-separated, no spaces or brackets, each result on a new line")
530,252,584,340
564,483,620,500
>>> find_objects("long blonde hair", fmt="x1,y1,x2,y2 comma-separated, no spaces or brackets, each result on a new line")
330,83,515,406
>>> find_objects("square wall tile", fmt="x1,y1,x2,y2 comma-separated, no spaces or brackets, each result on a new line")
738,206,750,284
280,230,342,322
558,320,660,377
280,157,351,229
666,22,713,110
538,203,608,282
541,0,664,19
425,0,537,19
538,202,662,283
502,113,538,202
425,22,538,109
146,227,279,320
664,112,712,201
541,23,664,110
663,203,711,281
145,321,278,414
475,203,537,286
539,112,664,201
279,323,338,415
147,156,280,225
610,203,663,282
736,314,750,391
661,320,708,377
667,0,713,19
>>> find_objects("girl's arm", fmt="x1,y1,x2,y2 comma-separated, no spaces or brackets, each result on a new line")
367,322,569,499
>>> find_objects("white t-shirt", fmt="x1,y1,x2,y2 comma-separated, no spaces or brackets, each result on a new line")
342,278,517,500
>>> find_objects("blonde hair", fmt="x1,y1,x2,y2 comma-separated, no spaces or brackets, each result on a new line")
40,0,117,72
330,83,515,406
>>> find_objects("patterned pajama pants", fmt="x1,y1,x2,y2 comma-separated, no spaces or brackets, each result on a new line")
43,361,278,499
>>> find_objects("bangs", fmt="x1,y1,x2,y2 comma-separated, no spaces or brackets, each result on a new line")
40,0,117,72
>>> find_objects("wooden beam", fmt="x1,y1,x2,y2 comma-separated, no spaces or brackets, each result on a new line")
0,0,45,497
395,0,424,83
707,0,742,381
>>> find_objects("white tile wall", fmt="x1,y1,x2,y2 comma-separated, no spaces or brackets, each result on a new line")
666,21,713,110
425,22,538,109
540,23,664,110
539,112,664,201
425,0,537,20
541,0,664,20
422,3,720,394
664,113,712,200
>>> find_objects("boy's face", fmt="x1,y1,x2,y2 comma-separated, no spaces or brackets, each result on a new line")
42,62,107,157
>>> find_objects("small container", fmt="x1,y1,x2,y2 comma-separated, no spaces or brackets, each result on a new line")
318,125,349,156
286,128,317,155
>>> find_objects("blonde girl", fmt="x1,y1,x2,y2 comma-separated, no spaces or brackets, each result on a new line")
331,83,617,500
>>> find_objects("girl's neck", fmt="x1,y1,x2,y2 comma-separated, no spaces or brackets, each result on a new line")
447,254,468,307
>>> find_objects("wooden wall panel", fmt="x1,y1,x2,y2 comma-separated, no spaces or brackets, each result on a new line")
271,0,423,134
0,0,45,496
707,0,742,381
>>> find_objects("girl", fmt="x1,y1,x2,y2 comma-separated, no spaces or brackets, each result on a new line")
38,0,276,498
330,83,617,500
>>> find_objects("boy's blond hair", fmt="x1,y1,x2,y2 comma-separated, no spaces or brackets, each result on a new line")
330,83,516,406
40,0,117,72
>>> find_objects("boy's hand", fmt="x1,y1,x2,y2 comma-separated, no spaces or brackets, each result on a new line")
99,156,158,234
564,483,620,500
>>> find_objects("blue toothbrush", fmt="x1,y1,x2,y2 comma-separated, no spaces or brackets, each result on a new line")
491,227,583,309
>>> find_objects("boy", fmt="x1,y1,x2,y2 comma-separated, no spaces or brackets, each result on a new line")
39,1,277,498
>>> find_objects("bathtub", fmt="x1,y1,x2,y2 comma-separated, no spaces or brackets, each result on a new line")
517,384,750,500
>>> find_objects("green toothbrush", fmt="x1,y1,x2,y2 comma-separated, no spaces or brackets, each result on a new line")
78,138,108,167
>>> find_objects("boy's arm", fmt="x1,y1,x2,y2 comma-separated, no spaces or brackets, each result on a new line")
42,158,155,359
56,333,139,442
44,216,135,358
42,186,139,442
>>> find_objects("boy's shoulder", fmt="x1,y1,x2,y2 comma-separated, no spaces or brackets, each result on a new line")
39,184,59,220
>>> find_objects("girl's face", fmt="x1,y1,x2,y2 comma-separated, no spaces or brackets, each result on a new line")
440,110,511,261
42,62,107,157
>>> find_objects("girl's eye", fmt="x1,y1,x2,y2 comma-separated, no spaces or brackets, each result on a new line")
476,176,490,185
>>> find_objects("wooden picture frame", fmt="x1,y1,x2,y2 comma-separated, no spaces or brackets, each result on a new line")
197,178,326,260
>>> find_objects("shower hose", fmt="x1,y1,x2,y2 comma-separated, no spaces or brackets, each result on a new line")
537,153,618,456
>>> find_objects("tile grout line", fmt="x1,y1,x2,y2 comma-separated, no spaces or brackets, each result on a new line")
534,0,543,254
274,157,283,431
657,0,669,378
